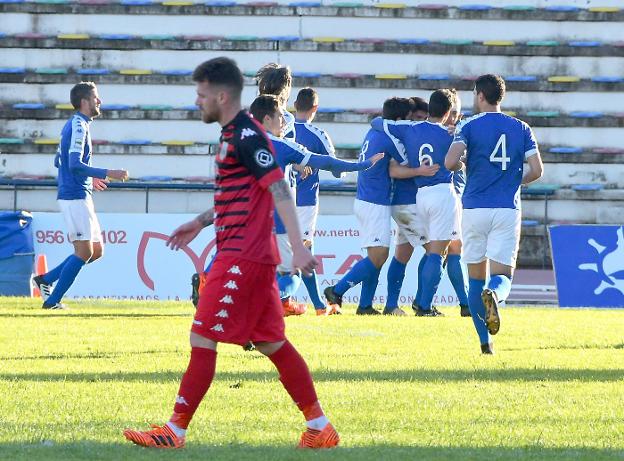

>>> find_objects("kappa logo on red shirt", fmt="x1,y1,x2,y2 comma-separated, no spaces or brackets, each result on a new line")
240,128,257,140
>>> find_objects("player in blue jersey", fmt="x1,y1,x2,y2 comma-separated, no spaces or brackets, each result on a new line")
293,88,340,315
324,97,432,315
256,63,296,139
32,82,128,309
382,96,432,315
373,90,461,317
443,89,470,317
250,95,383,316
445,74,543,354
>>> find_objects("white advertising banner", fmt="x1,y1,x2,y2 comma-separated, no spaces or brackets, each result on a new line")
32,213,460,306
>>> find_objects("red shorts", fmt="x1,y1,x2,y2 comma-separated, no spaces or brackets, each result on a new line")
191,256,285,346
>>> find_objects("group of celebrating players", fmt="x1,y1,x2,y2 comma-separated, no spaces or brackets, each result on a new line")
33,55,543,449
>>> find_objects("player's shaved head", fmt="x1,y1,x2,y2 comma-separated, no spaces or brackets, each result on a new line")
474,74,506,105
382,97,411,120
193,57,244,96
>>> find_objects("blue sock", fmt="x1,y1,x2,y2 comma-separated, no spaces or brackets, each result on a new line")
415,254,428,306
359,267,381,308
386,257,407,309
42,255,72,284
334,256,377,296
468,278,490,345
447,254,469,306
302,271,324,309
45,255,86,305
278,273,301,300
487,274,512,303
419,253,443,310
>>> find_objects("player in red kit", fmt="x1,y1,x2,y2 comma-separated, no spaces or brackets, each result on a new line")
123,57,339,449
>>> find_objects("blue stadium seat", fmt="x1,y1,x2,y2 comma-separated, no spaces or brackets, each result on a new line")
140,104,172,110
120,139,152,145
292,71,322,78
99,34,134,40
461,109,474,117
526,40,559,46
505,75,538,82
526,110,560,117
0,0,25,3
316,107,346,113
289,1,321,6
397,38,430,45
205,0,236,5
549,147,583,154
523,184,560,195
572,184,603,191
179,105,199,110
439,39,473,45
569,41,602,47
569,111,604,118
591,76,623,83
120,0,154,4
522,220,539,227
100,104,132,110
503,5,535,11
77,68,111,75
0,67,26,73
545,5,580,12
458,4,492,11
267,35,300,41
35,68,68,74
13,103,45,109
0,138,25,144
161,69,193,75
418,74,449,80
138,175,175,182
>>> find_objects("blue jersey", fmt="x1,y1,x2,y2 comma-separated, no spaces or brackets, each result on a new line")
373,118,454,189
54,112,107,200
453,112,538,209
453,168,466,197
282,109,296,140
269,133,374,233
356,127,406,206
294,120,335,207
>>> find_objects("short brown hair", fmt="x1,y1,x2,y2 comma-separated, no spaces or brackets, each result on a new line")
475,74,506,105
255,63,292,105
192,57,244,95
249,94,280,123
382,97,411,120
294,87,318,112
70,82,97,109
428,89,454,118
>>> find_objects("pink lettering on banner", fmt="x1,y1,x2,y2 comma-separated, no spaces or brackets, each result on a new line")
136,231,216,290
337,255,363,275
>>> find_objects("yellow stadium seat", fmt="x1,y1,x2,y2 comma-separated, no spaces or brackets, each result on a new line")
588,7,619,12
503,111,517,117
34,138,60,145
119,69,153,75
57,34,90,40
161,140,195,146
483,40,515,46
548,76,581,83
375,74,407,80
55,104,74,110
312,37,345,43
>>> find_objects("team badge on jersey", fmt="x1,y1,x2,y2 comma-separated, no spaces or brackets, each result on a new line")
254,149,274,167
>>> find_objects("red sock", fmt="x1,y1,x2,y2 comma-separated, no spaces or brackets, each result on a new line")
169,347,217,430
268,341,319,413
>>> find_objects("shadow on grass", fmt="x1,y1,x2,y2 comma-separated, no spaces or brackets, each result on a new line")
0,441,622,461
3,367,624,384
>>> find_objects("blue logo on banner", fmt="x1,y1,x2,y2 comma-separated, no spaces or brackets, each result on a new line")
549,225,624,308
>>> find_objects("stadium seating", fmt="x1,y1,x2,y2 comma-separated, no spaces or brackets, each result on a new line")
1,0,623,266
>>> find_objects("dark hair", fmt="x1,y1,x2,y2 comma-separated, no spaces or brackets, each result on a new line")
474,74,506,105
249,94,280,123
192,57,244,95
428,89,454,118
70,82,97,109
294,87,318,112
382,97,411,120
255,63,292,104
410,96,429,114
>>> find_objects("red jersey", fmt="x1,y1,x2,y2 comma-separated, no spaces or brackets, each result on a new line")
214,110,283,265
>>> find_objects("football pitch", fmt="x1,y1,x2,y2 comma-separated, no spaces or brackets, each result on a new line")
1,297,623,461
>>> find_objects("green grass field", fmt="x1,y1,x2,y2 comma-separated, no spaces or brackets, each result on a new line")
1,297,623,461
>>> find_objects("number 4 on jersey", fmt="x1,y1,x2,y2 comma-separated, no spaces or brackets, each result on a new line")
489,134,509,170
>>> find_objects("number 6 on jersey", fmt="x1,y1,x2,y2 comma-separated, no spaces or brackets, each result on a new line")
489,134,509,170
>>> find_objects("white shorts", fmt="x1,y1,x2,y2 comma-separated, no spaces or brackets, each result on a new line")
58,197,102,243
391,204,422,247
354,199,391,248
276,233,293,273
297,205,318,242
416,183,462,243
462,208,521,267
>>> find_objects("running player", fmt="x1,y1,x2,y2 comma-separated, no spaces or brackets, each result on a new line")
324,97,433,315
33,82,128,309
249,94,383,316
445,74,543,354
373,89,461,317
123,57,339,449
293,88,339,314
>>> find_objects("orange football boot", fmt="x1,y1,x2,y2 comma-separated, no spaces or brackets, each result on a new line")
123,424,185,449
298,423,340,449
283,298,307,316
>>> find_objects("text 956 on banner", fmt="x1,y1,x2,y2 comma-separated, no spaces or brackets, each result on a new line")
36,230,128,245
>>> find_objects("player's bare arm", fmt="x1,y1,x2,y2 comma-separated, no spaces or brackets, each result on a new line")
106,169,129,181
388,158,439,179
522,151,544,185
167,208,214,251
445,142,466,171
92,178,109,191
269,179,318,275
